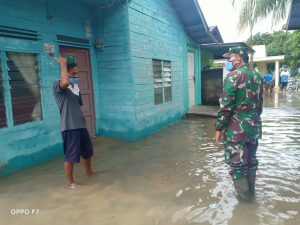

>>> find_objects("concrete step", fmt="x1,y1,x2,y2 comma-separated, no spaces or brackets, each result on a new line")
186,105,218,117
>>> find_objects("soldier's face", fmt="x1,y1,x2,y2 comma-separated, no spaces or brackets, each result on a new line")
228,54,241,68
228,54,237,62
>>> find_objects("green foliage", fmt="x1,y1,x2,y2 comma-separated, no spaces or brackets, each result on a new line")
201,51,214,69
246,32,273,46
266,31,290,56
247,31,300,68
233,0,298,67
285,31,300,68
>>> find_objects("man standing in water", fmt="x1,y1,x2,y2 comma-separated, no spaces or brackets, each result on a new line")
280,66,290,92
215,47,263,201
53,56,94,189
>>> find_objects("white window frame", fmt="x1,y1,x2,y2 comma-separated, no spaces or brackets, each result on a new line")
152,59,172,105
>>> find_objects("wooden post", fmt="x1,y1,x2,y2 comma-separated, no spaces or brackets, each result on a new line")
274,60,280,91
249,52,254,69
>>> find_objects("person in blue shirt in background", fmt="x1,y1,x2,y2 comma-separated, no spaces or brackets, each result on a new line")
263,70,274,93
280,67,290,92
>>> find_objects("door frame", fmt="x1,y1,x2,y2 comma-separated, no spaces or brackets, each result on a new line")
59,45,96,137
187,51,196,107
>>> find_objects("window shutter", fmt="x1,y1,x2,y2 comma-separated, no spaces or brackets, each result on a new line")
153,59,163,105
163,61,172,102
0,59,7,128
152,59,172,105
6,52,42,125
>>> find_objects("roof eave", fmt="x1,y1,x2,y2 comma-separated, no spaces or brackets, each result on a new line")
286,0,300,30
170,0,218,44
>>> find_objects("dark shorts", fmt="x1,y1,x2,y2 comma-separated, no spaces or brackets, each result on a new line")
61,128,93,163
264,83,273,90
281,81,288,88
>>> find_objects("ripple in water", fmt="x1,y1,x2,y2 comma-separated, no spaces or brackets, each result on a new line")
0,94,299,225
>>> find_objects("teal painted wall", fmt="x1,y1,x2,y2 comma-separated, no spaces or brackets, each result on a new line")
128,0,202,138
93,4,137,140
0,0,101,176
0,0,205,176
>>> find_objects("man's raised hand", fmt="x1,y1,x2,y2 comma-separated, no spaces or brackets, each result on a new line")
54,56,67,65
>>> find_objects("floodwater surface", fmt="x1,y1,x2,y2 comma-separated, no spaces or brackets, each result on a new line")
0,93,299,225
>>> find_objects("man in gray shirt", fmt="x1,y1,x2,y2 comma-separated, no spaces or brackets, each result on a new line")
53,56,94,189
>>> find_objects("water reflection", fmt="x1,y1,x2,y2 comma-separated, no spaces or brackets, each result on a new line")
0,94,299,225
264,92,300,109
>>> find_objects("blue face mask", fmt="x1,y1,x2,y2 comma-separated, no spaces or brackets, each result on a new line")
224,61,234,71
69,77,79,85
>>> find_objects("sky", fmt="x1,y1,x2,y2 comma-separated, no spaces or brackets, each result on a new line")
198,0,286,43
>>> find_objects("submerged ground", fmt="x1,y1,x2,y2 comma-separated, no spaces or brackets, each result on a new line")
0,92,299,225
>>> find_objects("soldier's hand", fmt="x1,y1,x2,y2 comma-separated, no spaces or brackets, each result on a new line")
215,131,223,144
54,56,67,65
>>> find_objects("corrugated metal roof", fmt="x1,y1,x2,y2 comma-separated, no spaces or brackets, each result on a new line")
287,0,300,30
170,0,219,44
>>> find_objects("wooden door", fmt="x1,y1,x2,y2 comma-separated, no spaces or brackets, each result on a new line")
59,46,96,137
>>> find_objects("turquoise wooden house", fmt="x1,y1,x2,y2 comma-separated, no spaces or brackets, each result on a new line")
0,0,219,176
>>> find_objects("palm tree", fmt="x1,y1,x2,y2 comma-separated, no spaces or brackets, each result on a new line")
232,0,292,68
233,0,292,32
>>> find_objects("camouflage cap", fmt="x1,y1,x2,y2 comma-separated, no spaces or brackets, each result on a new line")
223,46,248,58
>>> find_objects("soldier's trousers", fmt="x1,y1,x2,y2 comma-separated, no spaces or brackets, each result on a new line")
223,140,259,180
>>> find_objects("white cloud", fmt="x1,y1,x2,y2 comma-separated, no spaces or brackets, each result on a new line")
198,0,286,43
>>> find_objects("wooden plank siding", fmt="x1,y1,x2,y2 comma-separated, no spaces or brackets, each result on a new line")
0,0,100,176
0,0,203,176
93,4,137,140
128,0,188,138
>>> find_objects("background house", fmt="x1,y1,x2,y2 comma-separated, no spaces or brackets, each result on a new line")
251,45,284,90
200,42,254,105
286,0,300,30
0,0,219,176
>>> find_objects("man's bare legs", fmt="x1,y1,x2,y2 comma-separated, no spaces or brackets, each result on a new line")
64,159,93,188
83,158,94,176
64,161,76,187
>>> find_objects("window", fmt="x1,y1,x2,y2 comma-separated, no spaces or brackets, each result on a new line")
7,52,42,125
0,52,42,128
152,59,172,105
0,58,7,128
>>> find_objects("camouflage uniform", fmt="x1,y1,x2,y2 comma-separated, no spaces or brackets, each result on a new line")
215,47,263,199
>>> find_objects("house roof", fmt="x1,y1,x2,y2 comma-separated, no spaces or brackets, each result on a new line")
76,0,222,44
200,42,255,59
214,55,285,65
286,0,300,30
170,0,220,44
209,26,223,43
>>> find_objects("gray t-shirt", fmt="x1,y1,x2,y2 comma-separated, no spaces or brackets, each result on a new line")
53,80,86,132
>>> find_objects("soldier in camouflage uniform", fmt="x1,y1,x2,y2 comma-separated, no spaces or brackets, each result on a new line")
215,46,263,201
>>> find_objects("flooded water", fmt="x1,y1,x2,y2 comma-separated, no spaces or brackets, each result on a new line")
0,93,300,225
